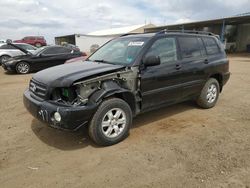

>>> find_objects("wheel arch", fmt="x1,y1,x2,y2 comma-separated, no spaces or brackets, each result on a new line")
89,81,137,115
209,73,223,92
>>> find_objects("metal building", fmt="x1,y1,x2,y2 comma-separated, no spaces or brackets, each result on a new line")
145,14,250,52
55,24,155,53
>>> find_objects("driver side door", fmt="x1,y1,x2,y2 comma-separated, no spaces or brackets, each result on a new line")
140,37,182,111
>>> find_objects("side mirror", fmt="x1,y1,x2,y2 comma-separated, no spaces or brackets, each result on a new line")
143,55,161,67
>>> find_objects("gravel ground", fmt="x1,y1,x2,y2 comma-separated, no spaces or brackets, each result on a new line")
0,55,250,188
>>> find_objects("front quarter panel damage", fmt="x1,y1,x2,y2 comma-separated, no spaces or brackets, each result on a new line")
71,67,141,114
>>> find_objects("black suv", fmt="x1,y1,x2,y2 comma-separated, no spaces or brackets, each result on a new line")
23,30,230,146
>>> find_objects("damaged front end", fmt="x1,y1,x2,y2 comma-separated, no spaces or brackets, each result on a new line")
23,67,140,131
51,67,140,109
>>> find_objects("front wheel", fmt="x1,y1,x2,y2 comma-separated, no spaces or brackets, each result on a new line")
0,55,11,64
196,78,220,109
88,98,132,146
16,62,30,74
35,43,42,48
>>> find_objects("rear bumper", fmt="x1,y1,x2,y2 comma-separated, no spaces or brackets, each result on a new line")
23,89,97,131
222,72,230,86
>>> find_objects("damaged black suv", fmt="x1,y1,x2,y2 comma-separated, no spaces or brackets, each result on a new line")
23,30,230,146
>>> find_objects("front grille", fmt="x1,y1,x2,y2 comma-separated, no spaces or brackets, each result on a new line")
29,79,47,99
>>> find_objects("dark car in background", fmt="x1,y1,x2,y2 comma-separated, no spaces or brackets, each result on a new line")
2,44,82,74
14,36,47,47
23,30,230,146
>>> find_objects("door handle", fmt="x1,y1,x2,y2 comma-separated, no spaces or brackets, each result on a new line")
204,59,209,64
176,64,182,70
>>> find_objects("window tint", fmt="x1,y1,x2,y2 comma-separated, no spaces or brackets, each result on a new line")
146,37,177,64
0,44,16,49
43,47,71,55
178,37,202,59
203,37,220,55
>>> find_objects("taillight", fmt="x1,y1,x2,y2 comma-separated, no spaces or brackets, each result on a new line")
81,52,87,56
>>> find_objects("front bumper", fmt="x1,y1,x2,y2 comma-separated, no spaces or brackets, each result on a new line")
23,89,97,131
1,62,14,72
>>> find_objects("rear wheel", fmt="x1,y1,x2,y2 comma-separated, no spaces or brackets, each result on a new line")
0,55,11,64
16,62,30,74
35,43,42,48
196,78,220,109
88,98,132,146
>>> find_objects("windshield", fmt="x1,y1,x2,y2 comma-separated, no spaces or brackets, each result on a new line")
32,46,46,55
88,37,149,65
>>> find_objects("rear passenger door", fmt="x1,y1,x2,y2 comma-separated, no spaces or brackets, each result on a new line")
177,36,208,99
140,37,182,110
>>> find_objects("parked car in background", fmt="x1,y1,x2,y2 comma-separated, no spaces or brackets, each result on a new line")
0,43,37,64
0,39,6,43
90,44,100,53
2,44,82,74
65,55,88,64
14,36,47,47
23,31,230,146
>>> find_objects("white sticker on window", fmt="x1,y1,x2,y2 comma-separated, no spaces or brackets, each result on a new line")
128,41,144,46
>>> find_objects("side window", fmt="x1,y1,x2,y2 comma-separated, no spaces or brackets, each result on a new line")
42,47,58,55
0,44,15,49
203,37,220,55
43,47,71,55
197,38,206,56
56,47,72,54
178,37,203,59
145,37,177,64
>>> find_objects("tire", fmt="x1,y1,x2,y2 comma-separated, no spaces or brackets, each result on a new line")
35,43,42,48
88,98,132,146
0,55,11,64
196,78,220,109
16,62,30,74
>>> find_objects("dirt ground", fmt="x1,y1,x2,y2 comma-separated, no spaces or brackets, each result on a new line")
0,55,250,188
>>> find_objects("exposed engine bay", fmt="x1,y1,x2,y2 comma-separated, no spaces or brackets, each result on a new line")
51,67,140,107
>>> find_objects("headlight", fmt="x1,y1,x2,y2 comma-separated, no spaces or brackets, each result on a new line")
5,60,15,64
53,112,61,122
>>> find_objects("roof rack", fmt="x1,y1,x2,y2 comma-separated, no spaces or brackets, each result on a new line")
155,29,215,36
120,33,141,37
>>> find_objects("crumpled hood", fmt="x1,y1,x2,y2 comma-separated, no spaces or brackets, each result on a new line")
32,61,125,87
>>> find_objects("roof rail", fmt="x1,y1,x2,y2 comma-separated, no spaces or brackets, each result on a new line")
120,33,141,37
155,29,215,36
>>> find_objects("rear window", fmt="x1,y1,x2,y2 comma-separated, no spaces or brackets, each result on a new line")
203,37,220,55
178,37,203,59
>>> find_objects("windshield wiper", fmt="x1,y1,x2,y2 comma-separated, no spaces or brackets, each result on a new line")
92,59,114,64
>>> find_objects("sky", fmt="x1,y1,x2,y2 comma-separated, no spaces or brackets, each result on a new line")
0,0,249,43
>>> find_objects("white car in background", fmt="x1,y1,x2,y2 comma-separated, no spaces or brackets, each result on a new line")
0,39,6,43
0,43,37,64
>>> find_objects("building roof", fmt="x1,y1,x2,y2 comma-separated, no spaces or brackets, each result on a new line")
88,24,154,36
145,14,250,33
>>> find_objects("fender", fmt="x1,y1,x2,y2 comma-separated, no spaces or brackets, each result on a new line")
89,80,134,103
